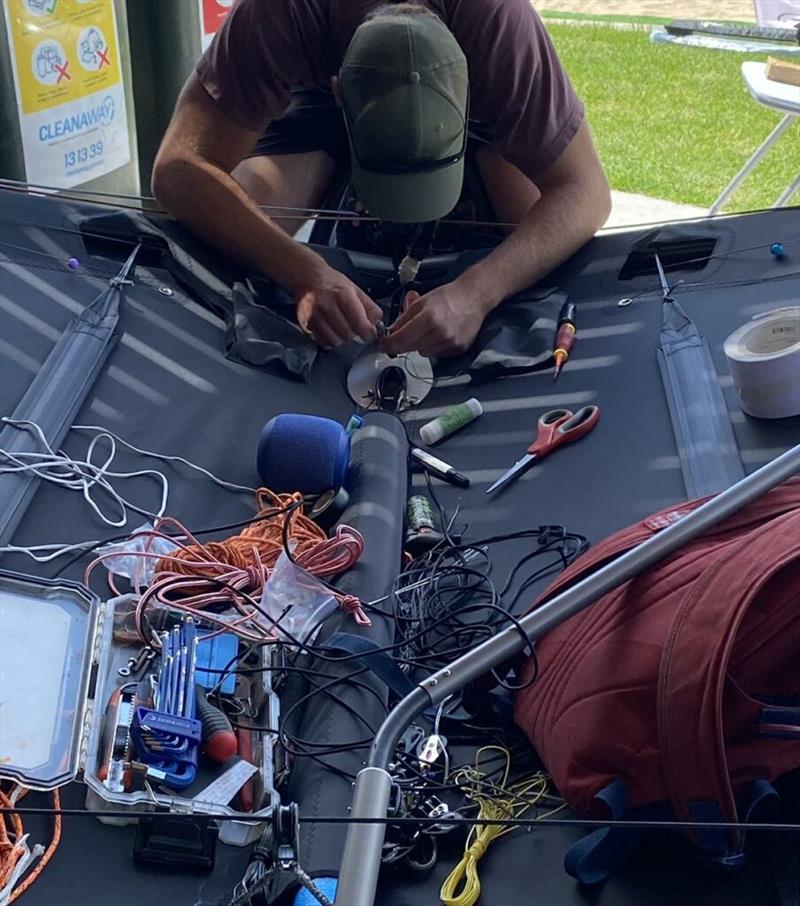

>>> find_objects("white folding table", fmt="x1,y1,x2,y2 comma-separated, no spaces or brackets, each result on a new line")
710,60,800,213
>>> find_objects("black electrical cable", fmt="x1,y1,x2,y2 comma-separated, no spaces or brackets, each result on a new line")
424,469,462,552
369,504,590,853
278,666,387,757
391,525,588,678
196,618,394,773
391,545,574,685
203,644,388,767
62,482,581,804
0,805,797,833
384,590,540,688
195,645,386,780
176,569,510,669
131,536,518,796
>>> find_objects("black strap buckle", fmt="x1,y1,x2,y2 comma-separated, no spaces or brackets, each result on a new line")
133,813,218,871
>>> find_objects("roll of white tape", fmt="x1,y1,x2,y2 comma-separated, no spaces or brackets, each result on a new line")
724,307,800,419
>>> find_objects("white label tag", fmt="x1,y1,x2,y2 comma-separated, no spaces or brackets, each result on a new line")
192,758,257,807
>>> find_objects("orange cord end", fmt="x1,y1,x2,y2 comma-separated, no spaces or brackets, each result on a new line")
0,786,61,903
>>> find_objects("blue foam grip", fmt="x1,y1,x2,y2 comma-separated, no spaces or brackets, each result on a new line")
257,414,350,495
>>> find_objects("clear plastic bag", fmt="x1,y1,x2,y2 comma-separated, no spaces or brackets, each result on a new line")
97,522,179,590
260,552,339,644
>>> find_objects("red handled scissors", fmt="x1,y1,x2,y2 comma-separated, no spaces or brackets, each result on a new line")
486,405,600,495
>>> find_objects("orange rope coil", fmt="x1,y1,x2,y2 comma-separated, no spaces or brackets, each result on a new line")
0,787,61,903
156,490,329,577
106,488,369,644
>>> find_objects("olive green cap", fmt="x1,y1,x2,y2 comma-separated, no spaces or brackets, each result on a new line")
340,11,469,224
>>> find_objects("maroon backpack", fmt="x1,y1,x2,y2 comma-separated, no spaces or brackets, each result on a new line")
513,479,800,881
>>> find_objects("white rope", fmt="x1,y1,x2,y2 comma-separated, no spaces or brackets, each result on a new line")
0,417,256,560
70,423,257,495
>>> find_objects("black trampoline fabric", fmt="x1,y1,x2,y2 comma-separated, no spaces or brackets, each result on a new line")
1,189,798,906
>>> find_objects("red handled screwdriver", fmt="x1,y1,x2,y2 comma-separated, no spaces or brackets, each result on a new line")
553,301,577,382
195,687,238,762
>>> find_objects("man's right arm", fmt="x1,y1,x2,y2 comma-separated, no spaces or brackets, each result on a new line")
151,76,380,346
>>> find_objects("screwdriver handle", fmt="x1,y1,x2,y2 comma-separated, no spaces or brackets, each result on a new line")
557,302,577,328
553,302,577,379
195,686,238,763
554,321,576,363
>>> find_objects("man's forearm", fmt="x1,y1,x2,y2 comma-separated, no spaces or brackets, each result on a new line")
152,155,320,293
457,173,611,312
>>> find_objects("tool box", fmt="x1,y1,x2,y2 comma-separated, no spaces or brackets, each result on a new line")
0,571,281,849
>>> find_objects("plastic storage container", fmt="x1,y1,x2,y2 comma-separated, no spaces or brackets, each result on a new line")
0,571,279,848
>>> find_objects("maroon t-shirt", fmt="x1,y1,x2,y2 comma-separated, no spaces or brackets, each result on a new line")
196,0,584,180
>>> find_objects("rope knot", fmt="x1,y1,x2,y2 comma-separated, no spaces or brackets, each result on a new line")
244,563,264,588
467,836,489,861
339,595,371,626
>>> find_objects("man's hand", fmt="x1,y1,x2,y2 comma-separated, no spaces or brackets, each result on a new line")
380,283,488,358
295,265,383,348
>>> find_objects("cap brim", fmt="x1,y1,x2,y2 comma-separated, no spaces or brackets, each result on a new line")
350,155,464,224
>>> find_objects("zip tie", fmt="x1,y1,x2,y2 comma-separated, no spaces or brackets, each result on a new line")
0,839,42,906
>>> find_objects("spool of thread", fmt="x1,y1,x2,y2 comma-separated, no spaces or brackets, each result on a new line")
407,495,436,534
419,398,482,446
256,414,350,495
723,307,800,419
405,495,444,555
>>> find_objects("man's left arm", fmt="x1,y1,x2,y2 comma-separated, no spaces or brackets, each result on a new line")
382,121,610,358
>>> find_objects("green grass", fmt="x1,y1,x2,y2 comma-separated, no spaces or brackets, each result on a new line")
541,11,675,26
547,24,800,210
541,11,752,27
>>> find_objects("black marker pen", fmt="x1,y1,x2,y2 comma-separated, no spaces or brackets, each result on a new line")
410,447,470,489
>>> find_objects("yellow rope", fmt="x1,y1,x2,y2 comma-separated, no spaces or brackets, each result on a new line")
440,747,565,906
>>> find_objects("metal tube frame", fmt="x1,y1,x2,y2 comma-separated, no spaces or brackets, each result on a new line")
774,172,800,208
335,444,800,906
709,114,796,215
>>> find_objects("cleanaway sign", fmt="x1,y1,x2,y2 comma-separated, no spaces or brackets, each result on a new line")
4,0,130,187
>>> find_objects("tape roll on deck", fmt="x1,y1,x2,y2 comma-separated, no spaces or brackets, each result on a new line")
724,307,800,420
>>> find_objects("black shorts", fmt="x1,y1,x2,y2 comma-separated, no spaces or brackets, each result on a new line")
247,87,493,165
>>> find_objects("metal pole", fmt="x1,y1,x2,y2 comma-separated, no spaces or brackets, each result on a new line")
335,444,800,906
336,767,394,902
774,173,800,208
709,114,794,215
